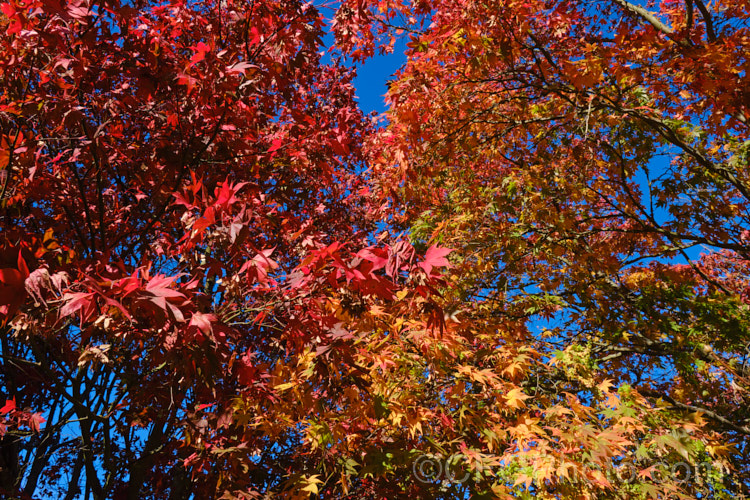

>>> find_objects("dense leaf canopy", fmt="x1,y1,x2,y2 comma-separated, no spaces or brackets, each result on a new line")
0,0,749,498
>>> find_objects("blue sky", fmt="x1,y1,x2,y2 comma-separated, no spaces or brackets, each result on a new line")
351,38,409,114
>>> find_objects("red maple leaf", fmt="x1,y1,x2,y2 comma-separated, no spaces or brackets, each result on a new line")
418,245,454,275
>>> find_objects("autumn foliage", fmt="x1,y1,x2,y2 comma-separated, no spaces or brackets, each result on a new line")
1,0,749,498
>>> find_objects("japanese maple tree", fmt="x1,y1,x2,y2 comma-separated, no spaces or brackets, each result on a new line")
356,0,750,496
0,0,444,498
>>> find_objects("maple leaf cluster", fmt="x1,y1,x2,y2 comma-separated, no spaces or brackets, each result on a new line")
0,0,749,498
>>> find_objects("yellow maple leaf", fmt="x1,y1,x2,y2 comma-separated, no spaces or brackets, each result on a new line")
504,388,530,409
